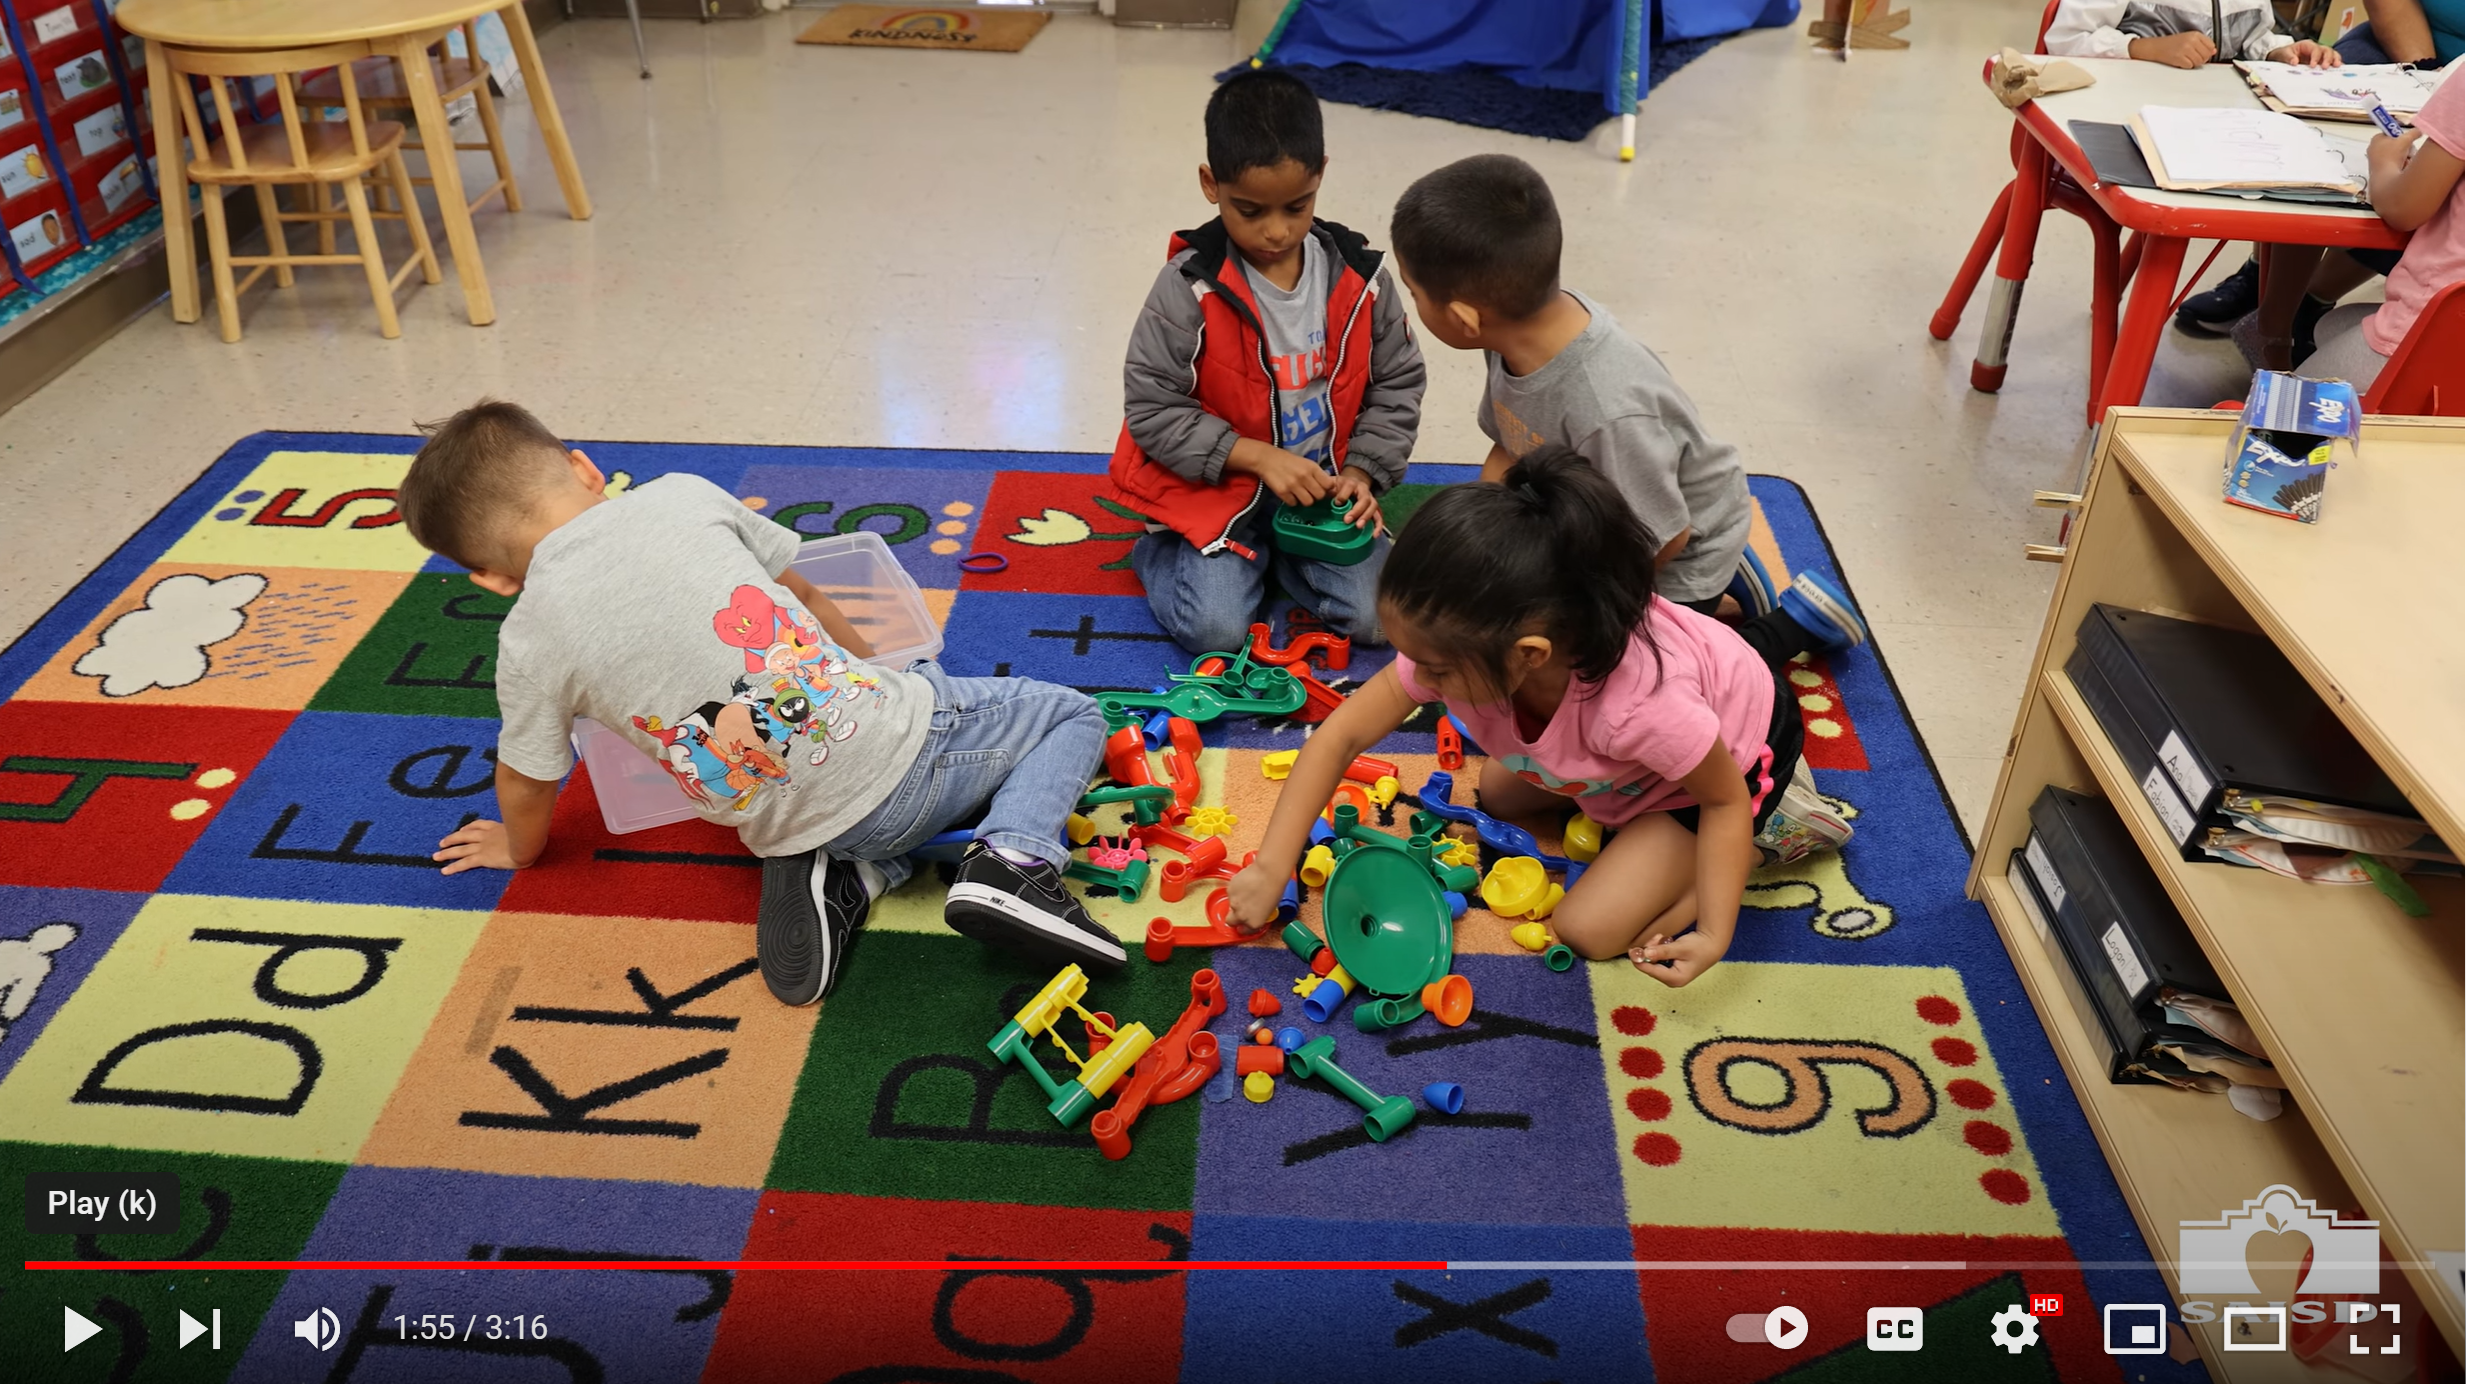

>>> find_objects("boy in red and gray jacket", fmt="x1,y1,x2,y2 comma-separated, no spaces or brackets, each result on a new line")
1108,70,1425,654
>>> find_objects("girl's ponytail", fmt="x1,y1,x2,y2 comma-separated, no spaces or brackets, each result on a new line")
1381,449,1662,697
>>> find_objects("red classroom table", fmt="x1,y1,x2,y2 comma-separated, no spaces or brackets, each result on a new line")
1973,57,2406,426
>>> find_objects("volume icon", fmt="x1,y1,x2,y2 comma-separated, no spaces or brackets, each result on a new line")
294,1307,340,1351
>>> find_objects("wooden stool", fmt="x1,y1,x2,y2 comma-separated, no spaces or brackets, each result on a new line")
166,41,442,341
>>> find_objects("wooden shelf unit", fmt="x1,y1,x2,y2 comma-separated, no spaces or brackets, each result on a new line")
1966,409,2465,1378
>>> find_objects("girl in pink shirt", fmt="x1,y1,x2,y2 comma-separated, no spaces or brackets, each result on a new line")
1225,453,1810,988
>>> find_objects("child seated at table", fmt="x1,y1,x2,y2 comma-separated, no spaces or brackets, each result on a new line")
2045,0,2341,67
2285,62,2464,385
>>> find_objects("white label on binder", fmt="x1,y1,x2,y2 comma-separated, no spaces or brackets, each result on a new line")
2101,922,2150,998
2158,730,2213,808
2007,857,2053,940
2140,764,2198,844
31,7,79,46
2023,834,2066,912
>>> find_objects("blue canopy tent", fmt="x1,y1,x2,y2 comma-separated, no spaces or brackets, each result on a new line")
1251,0,1799,149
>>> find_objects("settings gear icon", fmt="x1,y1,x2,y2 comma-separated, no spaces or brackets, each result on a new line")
1990,1304,2041,1354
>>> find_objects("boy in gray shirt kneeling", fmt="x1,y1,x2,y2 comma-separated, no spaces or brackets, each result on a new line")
1389,155,1870,665
402,401,1126,1006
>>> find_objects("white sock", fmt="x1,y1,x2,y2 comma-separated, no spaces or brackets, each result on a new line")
992,847,1044,868
853,858,890,901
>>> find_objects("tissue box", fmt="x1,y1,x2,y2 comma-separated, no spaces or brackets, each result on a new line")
2222,371,2359,523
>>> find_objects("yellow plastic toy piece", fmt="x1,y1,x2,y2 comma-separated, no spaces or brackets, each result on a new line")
1293,974,1321,997
1243,1071,1275,1102
1299,844,1337,889
1509,922,1551,952
1479,856,1552,918
1562,812,1604,863
1435,837,1481,868
1261,750,1299,780
1368,775,1400,808
1002,965,1156,1101
1184,805,1239,839
1530,882,1565,920
1065,813,1097,847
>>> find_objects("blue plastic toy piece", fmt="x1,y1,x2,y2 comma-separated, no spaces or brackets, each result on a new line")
1422,1081,1465,1115
1303,977,1351,1024
1418,771,1585,879
1278,878,1302,924
1442,890,1467,921
1142,703,1174,747
1308,817,1337,849
911,828,976,864
1276,1026,1305,1051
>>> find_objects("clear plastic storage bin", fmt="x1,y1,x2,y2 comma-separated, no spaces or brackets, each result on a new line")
573,530,942,834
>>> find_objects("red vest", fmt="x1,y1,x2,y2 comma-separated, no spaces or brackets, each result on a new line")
1108,220,1385,556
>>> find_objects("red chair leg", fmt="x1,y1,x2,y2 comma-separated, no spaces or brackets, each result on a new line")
2093,234,2189,427
1933,182,2012,341
1971,140,2052,393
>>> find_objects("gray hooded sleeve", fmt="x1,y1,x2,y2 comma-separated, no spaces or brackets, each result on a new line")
1122,255,1238,487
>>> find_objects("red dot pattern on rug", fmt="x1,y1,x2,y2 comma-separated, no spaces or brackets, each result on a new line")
1964,1121,2014,1157
1632,1133,1682,1166
1947,1078,1997,1110
1612,1006,1657,1035
1619,1047,1665,1080
1930,1036,1978,1066
1627,1088,1672,1122
1980,1169,2033,1204
1914,995,1961,1026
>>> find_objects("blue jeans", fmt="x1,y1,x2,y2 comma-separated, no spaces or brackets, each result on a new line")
1131,501,1391,655
822,663,1103,887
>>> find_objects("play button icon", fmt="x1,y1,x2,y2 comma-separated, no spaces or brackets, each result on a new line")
64,1306,102,1352
1765,1305,1811,1350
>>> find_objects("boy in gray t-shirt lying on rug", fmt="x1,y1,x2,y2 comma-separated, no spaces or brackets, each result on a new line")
397,400,1126,1005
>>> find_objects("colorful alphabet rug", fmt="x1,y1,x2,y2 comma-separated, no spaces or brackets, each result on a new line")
0,434,2204,1382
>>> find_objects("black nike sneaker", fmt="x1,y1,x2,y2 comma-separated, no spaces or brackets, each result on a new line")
2176,257,2258,337
757,849,869,1005
944,841,1128,973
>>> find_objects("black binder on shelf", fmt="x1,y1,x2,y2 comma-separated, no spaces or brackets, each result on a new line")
2065,604,2421,860
2022,786,2237,1086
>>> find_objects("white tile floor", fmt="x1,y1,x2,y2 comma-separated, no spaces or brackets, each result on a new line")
0,2,2276,837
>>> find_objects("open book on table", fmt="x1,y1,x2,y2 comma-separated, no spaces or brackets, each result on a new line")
2235,60,2439,123
2127,105,2364,193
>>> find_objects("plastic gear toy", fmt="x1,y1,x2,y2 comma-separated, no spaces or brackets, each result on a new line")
1989,1305,2039,1354
1183,806,1239,839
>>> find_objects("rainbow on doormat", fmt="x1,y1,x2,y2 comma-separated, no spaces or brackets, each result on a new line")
0,433,2201,1382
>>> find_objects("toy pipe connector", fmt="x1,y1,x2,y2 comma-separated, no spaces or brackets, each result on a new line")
1508,922,1551,952
1442,890,1467,921
1321,782,1370,824
1291,668,1346,724
1367,775,1400,808
1243,1071,1275,1102
1301,962,1357,1023
1344,754,1399,784
1281,920,1324,964
1422,974,1473,1026
1104,725,1156,787
1248,988,1281,1017
1544,943,1577,972
1309,946,1337,977
1421,1082,1466,1115
1235,1044,1285,1076
1354,993,1423,1032
1090,968,1224,1159
1142,708,1173,748
1278,878,1302,925
1435,717,1465,770
1530,882,1565,920
1162,728,1203,815
1248,621,1351,671
1299,844,1337,889
1562,812,1604,863
1276,1027,1304,1051
1287,1036,1416,1143
1308,817,1337,848
1261,749,1299,780
1131,823,1198,856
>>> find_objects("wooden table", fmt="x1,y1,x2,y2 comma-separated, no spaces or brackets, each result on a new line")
1978,60,2407,426
1968,409,2465,1374
115,0,595,327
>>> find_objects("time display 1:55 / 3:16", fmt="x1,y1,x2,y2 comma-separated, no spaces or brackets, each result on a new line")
392,1315,550,1341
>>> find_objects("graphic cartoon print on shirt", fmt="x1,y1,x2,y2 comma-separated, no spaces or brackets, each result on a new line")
631,585,885,813
1500,753,1633,800
1270,330,1333,467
